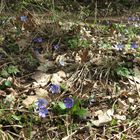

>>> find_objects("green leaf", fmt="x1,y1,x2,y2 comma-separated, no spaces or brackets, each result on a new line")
0,109,4,117
7,65,20,75
121,134,126,140
12,115,21,121
4,80,12,87
110,119,118,126
60,83,67,91
75,108,87,118
58,101,66,110
116,66,130,77
1,69,9,77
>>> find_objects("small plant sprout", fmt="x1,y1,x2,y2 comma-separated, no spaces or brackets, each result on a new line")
64,97,74,109
49,84,61,94
35,98,48,118
20,15,28,22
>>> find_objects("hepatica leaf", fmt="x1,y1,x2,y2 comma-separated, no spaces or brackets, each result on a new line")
1,69,9,77
4,80,12,87
49,84,61,94
7,65,20,75
58,101,66,110
75,108,87,118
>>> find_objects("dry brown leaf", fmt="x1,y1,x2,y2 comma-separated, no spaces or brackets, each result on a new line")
37,60,56,72
31,71,51,87
91,109,113,127
35,88,49,98
80,48,89,63
22,96,38,108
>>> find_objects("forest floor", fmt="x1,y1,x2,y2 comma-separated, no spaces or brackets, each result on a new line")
0,3,140,140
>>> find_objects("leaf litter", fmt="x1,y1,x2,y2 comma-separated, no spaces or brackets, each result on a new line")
0,9,140,140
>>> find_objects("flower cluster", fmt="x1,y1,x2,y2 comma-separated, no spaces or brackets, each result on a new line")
128,17,140,21
35,98,48,118
114,42,139,51
34,83,75,117
115,44,124,51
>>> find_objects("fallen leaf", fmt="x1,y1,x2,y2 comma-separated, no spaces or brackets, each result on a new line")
22,96,38,108
31,71,51,87
114,114,126,121
35,88,49,98
117,98,129,111
51,73,63,84
79,48,88,63
15,38,29,51
91,109,113,127
57,71,66,78
37,60,56,72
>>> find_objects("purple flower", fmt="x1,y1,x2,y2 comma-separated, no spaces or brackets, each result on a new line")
131,42,138,49
131,17,136,21
35,98,48,117
128,17,132,21
38,107,48,118
53,44,59,50
20,15,28,22
49,84,60,94
128,17,137,21
64,97,74,109
115,44,124,51
33,37,43,43
35,98,48,109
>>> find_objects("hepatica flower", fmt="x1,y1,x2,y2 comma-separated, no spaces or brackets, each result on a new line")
35,98,48,109
64,97,74,109
49,84,60,94
131,42,138,49
38,107,48,118
20,15,28,22
35,98,48,118
115,44,124,51
53,44,60,50
128,17,140,21
33,37,43,43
